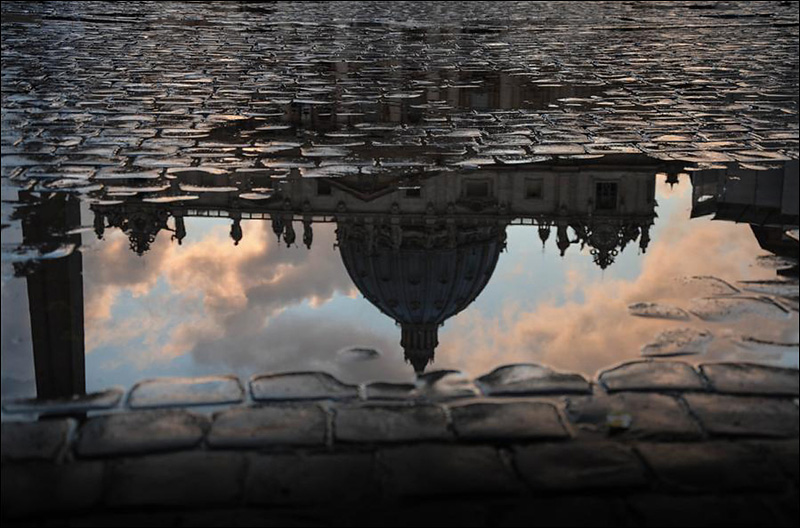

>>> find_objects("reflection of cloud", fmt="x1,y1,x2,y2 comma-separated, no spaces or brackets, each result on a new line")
84,220,366,375
1,268,35,398
438,192,782,377
187,313,408,383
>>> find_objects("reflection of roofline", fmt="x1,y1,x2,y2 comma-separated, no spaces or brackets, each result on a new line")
709,204,799,228
91,203,656,225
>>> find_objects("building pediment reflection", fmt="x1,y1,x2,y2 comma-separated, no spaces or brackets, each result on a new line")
91,154,673,372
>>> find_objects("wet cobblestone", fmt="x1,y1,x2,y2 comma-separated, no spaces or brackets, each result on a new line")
2,360,791,522
2,1,797,230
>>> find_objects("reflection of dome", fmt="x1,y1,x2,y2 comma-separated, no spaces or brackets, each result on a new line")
337,221,505,373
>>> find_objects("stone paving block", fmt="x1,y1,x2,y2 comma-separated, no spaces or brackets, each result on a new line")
0,461,105,518
627,494,783,527
250,371,358,401
379,444,521,496
1,418,73,461
334,403,450,442
416,370,479,399
246,453,377,505
598,361,705,392
475,364,592,396
566,392,702,439
364,382,418,400
208,404,327,448
700,363,799,396
128,375,244,408
635,442,789,492
449,401,570,440
495,497,631,527
683,393,799,437
76,409,208,457
1,387,124,415
106,451,245,507
514,442,648,490
746,439,800,484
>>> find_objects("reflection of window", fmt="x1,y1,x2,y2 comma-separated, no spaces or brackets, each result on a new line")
405,187,421,198
464,180,490,198
595,181,618,210
526,178,543,199
317,179,332,196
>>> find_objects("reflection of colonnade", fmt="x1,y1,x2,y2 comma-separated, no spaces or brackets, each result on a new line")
690,160,799,276
91,155,670,372
15,192,85,400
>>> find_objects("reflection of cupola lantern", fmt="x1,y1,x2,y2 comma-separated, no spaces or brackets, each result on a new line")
230,216,243,246
401,323,438,374
338,218,505,374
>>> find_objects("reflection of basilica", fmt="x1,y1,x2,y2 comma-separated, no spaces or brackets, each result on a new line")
90,154,669,372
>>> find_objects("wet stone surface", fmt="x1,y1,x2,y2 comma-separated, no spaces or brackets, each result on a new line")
598,361,706,392
566,392,703,439
76,409,208,457
208,404,327,447
514,442,648,490
476,364,592,396
1,388,123,415
635,442,789,492
334,403,450,443
0,419,73,461
106,451,245,507
246,452,378,505
128,376,244,408
250,372,358,401
683,394,799,438
449,401,569,440
379,445,522,496
700,363,799,396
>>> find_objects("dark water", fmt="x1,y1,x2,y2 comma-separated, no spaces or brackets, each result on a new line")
1,1,798,405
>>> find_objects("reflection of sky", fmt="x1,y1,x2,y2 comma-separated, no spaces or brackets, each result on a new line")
2,176,798,398
437,178,799,376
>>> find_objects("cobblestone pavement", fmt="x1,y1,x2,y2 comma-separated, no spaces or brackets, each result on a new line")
2,360,798,525
2,1,798,194
1,2,799,526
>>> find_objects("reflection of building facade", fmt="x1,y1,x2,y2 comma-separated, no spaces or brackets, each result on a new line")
690,160,799,276
91,155,668,372
15,192,86,400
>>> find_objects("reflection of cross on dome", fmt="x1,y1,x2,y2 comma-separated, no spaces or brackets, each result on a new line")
337,220,507,373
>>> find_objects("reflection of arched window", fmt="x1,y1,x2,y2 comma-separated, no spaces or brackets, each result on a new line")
595,181,618,210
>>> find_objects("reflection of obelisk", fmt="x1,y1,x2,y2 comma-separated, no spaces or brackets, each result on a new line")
337,219,505,373
19,192,85,399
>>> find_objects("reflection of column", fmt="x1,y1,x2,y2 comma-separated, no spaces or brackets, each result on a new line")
20,193,85,400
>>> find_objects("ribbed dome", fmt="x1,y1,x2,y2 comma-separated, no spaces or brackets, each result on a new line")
337,221,505,373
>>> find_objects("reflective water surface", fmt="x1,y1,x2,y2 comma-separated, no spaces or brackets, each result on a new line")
2,156,797,402
1,1,798,406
